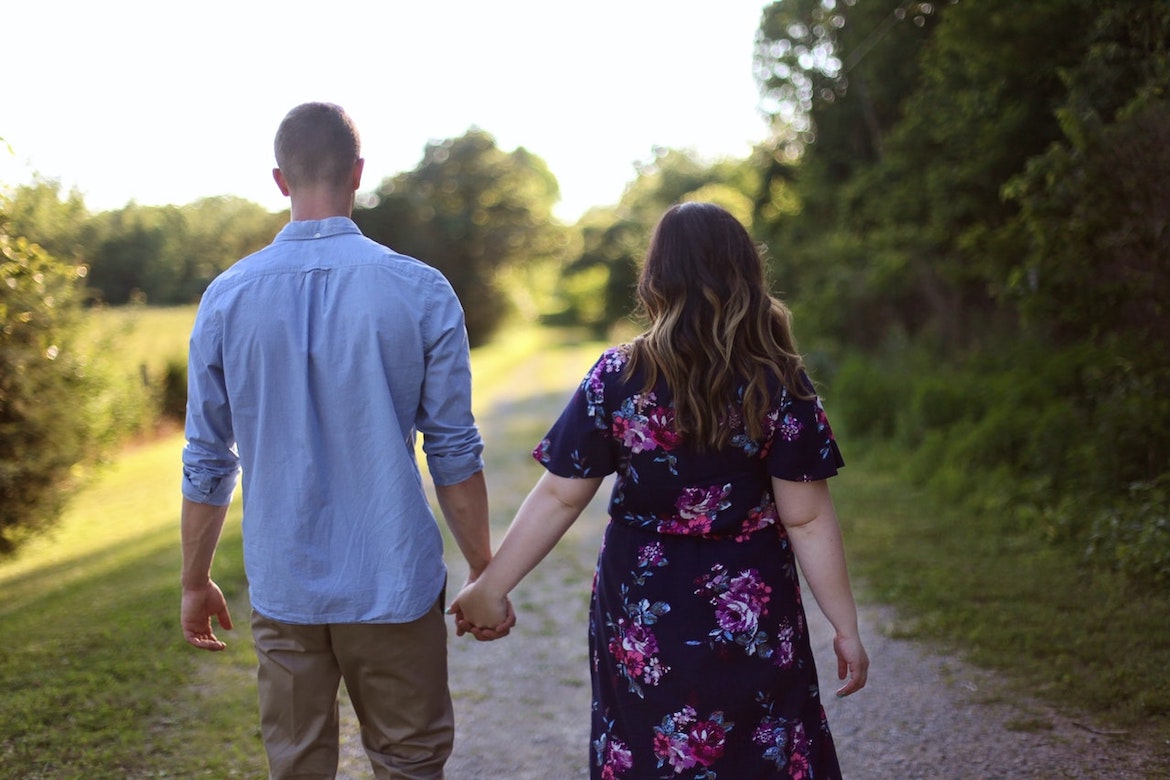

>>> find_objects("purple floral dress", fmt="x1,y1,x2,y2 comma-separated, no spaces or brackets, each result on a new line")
534,345,846,780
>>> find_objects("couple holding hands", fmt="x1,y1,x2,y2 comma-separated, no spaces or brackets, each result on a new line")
181,101,866,780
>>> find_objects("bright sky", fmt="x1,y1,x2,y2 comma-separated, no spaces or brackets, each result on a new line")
2,1,774,223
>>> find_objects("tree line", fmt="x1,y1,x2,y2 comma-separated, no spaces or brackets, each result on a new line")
2,0,1167,587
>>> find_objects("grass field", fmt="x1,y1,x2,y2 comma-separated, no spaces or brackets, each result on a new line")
1,311,1167,776
82,305,197,377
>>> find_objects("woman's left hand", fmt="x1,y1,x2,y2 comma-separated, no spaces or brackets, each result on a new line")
449,579,516,641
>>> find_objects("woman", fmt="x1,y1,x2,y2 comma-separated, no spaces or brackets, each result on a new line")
453,202,868,779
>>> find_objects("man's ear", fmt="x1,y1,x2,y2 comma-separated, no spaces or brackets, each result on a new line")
352,158,365,191
273,168,291,197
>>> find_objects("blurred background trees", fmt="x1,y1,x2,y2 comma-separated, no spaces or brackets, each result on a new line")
353,128,566,346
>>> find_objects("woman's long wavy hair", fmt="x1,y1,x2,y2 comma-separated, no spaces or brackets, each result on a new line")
625,202,809,450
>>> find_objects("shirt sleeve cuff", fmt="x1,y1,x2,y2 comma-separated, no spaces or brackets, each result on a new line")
426,452,485,487
181,468,239,506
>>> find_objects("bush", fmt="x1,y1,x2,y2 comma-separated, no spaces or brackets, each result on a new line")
159,357,188,422
0,226,108,554
828,352,902,439
829,339,1170,589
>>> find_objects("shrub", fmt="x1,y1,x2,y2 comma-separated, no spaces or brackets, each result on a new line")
0,226,108,554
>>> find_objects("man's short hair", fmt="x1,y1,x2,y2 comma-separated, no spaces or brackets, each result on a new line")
274,102,361,189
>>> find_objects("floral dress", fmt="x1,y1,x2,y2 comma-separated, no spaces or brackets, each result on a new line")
534,345,846,780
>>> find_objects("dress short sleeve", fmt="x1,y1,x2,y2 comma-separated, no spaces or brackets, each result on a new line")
765,376,845,482
532,348,625,478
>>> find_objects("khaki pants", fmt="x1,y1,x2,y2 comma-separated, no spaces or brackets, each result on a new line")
251,600,453,780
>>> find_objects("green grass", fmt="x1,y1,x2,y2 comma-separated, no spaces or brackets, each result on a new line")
3,310,1168,774
0,435,263,778
833,441,1170,747
83,304,197,378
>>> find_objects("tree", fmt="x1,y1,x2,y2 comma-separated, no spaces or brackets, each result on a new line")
85,198,282,305
755,0,1099,350
2,178,92,264
354,129,565,345
1003,1,1170,489
556,149,762,333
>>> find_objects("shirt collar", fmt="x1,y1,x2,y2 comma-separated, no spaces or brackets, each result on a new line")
275,216,362,242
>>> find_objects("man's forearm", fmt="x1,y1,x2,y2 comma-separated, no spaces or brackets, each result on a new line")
181,498,230,589
434,470,492,577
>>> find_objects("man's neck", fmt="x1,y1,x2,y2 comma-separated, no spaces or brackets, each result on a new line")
288,189,354,222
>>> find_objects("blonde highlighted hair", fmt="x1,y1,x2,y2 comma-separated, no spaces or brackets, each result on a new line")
626,202,810,450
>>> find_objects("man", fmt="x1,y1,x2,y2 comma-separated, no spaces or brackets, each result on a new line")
180,101,512,779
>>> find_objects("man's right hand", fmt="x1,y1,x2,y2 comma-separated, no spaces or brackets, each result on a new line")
181,580,233,651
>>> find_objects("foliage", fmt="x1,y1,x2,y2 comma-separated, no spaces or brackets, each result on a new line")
3,182,284,306
85,196,284,305
2,177,92,263
554,149,763,333
754,0,1170,589
1005,3,1170,353
354,129,567,346
0,202,108,554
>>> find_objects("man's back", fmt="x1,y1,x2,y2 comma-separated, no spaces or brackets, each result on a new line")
183,217,483,624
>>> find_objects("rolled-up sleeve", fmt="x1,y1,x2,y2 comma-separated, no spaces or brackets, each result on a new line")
417,275,484,486
181,305,240,505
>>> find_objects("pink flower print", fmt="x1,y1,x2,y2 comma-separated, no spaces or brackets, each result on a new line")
662,483,731,534
735,497,779,541
675,705,698,728
789,722,812,779
676,484,731,520
815,399,833,436
715,591,762,635
653,732,696,773
658,514,713,536
647,406,682,450
727,569,771,606
637,542,666,568
773,620,796,668
532,438,551,463
778,412,804,442
601,348,627,374
687,718,729,767
612,414,656,454
603,736,633,777
714,570,771,635
642,656,669,685
608,617,664,685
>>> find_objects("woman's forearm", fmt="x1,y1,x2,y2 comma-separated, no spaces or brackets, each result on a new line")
476,472,603,597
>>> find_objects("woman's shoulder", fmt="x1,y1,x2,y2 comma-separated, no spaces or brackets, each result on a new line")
589,342,636,379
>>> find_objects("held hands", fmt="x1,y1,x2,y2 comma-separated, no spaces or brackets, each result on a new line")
833,632,869,697
181,579,233,651
449,578,516,641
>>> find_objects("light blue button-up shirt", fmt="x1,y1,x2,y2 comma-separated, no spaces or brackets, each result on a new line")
182,217,483,624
